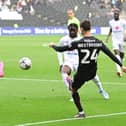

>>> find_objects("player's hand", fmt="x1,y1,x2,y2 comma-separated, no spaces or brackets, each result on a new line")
122,66,126,73
49,42,55,47
105,38,109,43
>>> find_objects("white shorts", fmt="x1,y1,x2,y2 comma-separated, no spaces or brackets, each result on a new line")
112,42,125,53
63,61,78,72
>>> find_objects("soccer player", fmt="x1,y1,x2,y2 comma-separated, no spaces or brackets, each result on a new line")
105,9,126,77
58,23,109,101
49,20,126,118
67,9,80,31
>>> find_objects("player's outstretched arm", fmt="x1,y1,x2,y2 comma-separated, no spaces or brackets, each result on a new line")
105,28,112,43
105,37,109,43
49,42,55,47
49,43,70,52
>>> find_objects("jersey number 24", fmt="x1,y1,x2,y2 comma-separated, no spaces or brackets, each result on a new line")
81,49,97,64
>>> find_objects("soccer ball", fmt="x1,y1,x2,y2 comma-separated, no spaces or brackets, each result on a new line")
19,57,32,70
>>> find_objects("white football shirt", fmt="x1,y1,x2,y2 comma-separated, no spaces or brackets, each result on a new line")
57,35,81,66
109,19,126,43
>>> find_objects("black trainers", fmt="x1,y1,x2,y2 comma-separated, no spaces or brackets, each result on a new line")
74,113,86,118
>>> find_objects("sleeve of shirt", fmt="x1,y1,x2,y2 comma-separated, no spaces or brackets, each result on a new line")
57,52,63,65
101,42,122,67
51,41,77,52
51,45,72,52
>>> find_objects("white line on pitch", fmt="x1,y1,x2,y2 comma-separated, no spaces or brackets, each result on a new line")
0,77,61,82
1,77,126,85
15,111,126,126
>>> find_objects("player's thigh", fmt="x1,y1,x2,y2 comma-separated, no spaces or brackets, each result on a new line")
119,43,125,53
72,73,86,90
112,42,120,51
112,42,120,54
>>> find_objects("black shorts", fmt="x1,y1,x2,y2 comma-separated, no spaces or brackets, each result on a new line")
72,71,96,90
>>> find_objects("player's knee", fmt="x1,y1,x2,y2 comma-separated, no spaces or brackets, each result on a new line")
114,50,120,55
120,52,124,59
61,65,71,75
71,87,78,93
72,91,79,99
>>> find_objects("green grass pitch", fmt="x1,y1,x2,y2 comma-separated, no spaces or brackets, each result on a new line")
0,35,126,126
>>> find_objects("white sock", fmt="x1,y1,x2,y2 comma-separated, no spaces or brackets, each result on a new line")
115,55,122,73
61,73,72,89
92,74,104,91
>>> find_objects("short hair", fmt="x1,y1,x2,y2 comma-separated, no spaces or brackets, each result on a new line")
67,9,74,14
80,20,91,31
68,23,78,30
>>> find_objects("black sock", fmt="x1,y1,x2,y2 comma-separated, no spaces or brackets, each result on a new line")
72,92,83,112
120,52,124,63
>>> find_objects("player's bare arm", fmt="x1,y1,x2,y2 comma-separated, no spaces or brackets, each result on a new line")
105,28,112,43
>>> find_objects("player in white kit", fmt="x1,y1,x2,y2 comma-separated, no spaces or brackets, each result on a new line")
57,23,109,101
106,9,126,77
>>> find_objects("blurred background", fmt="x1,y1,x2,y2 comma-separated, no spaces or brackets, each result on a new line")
0,0,126,27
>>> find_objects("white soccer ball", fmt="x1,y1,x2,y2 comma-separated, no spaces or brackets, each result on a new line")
19,57,32,70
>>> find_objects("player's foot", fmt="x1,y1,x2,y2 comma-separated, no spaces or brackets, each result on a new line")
99,90,110,100
0,73,4,77
74,113,86,118
116,72,122,77
0,62,4,77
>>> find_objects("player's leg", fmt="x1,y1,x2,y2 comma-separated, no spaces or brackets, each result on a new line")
120,52,124,62
60,64,73,101
71,73,86,118
119,43,125,63
112,42,122,77
92,74,104,91
61,65,72,89
92,74,110,99
114,49,122,77
72,89,85,118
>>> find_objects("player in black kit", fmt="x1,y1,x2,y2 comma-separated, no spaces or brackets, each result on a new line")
49,20,126,118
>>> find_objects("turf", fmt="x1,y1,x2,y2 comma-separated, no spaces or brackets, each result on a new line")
0,35,126,126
